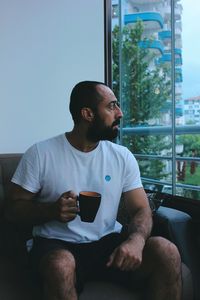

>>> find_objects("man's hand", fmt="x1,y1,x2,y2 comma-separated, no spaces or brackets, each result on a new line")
54,190,79,223
106,234,145,271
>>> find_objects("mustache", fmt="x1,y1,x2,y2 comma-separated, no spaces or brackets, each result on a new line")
112,119,121,127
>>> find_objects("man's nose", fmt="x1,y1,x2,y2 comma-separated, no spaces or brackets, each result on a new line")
116,106,123,118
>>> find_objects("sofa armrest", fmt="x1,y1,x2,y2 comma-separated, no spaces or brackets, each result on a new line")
153,206,194,269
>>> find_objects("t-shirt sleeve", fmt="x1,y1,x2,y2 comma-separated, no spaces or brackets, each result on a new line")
11,144,41,193
122,149,143,193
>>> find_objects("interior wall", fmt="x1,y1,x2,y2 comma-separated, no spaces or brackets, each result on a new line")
0,0,105,153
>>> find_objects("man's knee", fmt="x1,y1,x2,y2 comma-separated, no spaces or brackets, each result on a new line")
145,236,181,275
39,249,76,280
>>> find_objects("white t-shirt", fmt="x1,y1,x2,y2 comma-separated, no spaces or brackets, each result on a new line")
12,134,142,243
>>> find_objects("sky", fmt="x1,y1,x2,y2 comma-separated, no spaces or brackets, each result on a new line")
182,0,200,99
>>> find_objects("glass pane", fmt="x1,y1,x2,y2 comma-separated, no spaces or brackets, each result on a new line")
112,0,200,200
112,0,173,191
176,134,200,157
137,158,172,183
122,134,172,156
181,0,200,125
112,0,172,128
177,187,200,201
175,0,200,199
176,159,200,185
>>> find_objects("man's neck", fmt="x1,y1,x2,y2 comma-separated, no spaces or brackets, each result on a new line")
65,129,99,152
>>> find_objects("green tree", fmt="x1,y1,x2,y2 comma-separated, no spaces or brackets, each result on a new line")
112,22,170,127
177,135,200,156
112,21,171,181
176,134,200,199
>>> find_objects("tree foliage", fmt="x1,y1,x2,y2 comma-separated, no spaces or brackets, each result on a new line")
112,22,171,127
177,135,200,156
112,21,171,180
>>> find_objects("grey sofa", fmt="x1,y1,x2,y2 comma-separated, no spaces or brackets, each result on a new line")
0,154,194,300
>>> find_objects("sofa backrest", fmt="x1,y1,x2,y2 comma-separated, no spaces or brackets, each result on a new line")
0,154,34,261
0,154,22,216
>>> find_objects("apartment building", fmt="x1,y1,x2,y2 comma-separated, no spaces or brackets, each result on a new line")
184,96,200,125
112,0,183,125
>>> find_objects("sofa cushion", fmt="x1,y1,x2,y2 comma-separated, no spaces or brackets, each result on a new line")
79,262,192,300
79,281,140,300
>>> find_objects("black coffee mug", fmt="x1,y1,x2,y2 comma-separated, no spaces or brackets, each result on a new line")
78,191,101,222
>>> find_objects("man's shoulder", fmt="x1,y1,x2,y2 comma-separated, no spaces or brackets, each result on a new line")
36,133,65,147
101,140,128,150
32,133,65,149
24,133,65,156
101,140,131,156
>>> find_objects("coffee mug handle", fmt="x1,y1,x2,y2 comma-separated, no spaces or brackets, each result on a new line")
76,196,80,216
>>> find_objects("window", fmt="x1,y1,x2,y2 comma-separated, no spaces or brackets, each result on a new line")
112,0,200,200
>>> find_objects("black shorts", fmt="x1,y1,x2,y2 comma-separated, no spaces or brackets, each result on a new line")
29,232,132,293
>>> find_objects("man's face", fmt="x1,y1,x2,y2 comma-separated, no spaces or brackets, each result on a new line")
87,85,123,142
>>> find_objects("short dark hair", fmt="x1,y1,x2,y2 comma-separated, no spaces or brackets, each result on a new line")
69,80,108,124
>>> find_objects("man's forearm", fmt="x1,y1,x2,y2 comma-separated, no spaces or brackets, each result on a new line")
128,207,153,242
7,199,56,225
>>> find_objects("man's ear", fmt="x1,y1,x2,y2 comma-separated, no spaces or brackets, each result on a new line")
81,107,94,122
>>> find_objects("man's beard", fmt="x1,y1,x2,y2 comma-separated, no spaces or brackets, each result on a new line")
87,113,120,142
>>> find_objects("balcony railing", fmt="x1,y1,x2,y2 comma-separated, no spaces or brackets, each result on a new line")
124,12,164,28
138,40,164,54
159,30,171,40
121,125,200,193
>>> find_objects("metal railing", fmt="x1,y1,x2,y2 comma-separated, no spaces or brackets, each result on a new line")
122,125,200,135
121,125,200,193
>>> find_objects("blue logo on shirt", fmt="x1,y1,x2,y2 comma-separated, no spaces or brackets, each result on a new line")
105,175,111,182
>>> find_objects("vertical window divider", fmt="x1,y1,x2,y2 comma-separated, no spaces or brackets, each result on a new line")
171,0,176,195
119,0,123,145
104,0,112,87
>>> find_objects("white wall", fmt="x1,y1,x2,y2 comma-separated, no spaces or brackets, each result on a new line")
0,0,105,153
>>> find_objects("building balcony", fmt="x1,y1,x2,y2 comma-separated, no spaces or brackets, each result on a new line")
162,5,170,19
175,48,182,65
157,48,182,66
175,84,182,96
175,4,183,21
176,20,182,31
138,40,164,54
158,30,182,48
175,57,182,65
175,68,183,83
158,30,171,47
157,52,182,66
175,26,182,37
175,48,182,56
161,5,182,23
175,39,182,49
176,107,183,117
159,30,171,40
124,12,164,29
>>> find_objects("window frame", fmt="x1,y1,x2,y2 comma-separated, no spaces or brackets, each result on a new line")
108,0,200,199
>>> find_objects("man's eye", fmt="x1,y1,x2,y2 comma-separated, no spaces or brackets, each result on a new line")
109,103,115,110
109,102,120,110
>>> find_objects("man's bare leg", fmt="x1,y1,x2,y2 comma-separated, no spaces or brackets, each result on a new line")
134,236,182,300
39,249,77,300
